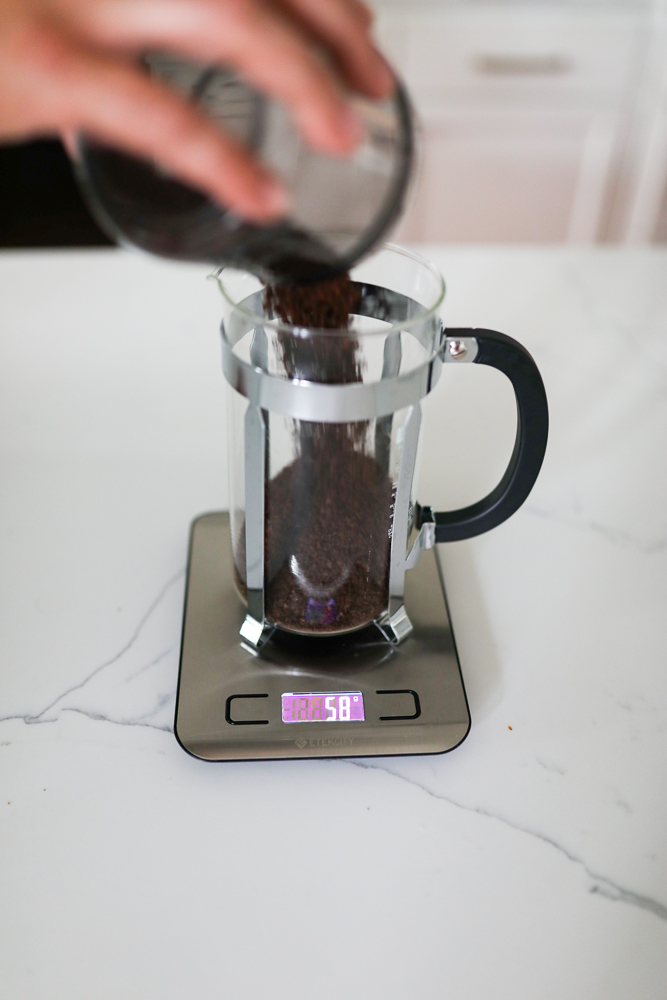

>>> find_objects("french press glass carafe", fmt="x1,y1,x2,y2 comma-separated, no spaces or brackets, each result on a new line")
216,245,549,649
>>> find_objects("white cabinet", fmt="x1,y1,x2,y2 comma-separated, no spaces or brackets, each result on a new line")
399,9,641,96
395,109,619,243
375,5,648,244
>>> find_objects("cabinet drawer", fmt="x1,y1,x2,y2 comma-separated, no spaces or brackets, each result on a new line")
400,10,642,98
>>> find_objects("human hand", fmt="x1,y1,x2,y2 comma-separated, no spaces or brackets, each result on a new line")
0,0,393,220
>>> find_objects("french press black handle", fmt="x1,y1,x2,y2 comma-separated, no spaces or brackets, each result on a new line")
419,328,549,543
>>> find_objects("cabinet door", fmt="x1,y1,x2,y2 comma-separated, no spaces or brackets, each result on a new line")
393,110,618,244
623,109,667,241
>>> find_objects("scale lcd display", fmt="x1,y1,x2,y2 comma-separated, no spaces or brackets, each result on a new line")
281,691,364,724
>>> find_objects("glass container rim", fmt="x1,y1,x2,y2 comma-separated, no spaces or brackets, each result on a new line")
211,243,446,338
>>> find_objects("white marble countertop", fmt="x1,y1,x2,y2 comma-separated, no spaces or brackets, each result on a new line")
1,245,666,998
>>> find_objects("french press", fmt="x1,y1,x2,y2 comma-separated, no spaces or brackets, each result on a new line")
216,244,548,650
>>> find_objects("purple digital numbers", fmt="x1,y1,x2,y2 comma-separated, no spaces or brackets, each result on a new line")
281,691,365,724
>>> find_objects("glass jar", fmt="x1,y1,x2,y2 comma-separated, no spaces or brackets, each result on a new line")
75,57,414,283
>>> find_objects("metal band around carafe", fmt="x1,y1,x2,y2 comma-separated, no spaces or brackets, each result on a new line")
220,285,460,422
222,344,443,421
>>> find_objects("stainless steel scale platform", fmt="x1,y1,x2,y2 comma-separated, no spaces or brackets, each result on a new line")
174,512,470,761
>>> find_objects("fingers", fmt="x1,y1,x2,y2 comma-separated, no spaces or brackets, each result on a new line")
69,0,387,153
278,0,393,97
343,0,375,30
207,2,366,154
60,128,77,157
35,35,289,219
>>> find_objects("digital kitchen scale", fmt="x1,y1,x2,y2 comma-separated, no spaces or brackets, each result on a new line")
174,512,470,761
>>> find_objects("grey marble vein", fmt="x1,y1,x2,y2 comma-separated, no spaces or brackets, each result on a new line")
63,706,172,733
525,504,667,554
126,645,176,683
345,759,667,923
0,569,184,732
27,568,184,723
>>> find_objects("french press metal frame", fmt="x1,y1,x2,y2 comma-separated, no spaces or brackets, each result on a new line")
221,282,548,650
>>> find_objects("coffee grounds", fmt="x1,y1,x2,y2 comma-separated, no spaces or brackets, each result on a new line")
235,274,394,634
265,274,361,331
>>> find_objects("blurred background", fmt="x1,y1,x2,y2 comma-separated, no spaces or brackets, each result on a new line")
2,0,667,249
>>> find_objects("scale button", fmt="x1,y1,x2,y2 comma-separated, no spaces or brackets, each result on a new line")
225,694,269,725
376,689,421,721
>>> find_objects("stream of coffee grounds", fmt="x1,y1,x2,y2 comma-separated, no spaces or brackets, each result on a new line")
235,274,394,634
